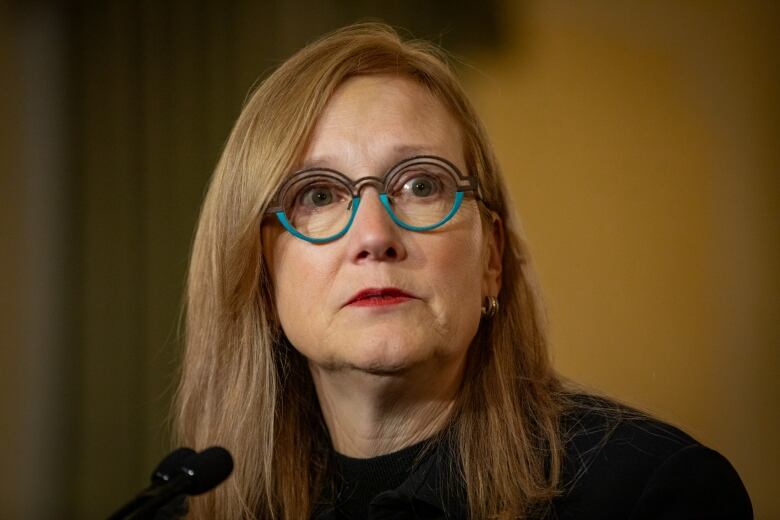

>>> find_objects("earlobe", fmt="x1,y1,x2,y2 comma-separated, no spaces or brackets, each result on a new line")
483,212,504,296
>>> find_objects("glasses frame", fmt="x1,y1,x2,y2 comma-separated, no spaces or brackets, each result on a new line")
265,155,483,243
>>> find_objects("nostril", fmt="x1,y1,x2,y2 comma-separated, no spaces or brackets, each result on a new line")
356,246,398,261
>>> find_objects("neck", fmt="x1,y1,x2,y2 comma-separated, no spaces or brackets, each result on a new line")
310,356,465,458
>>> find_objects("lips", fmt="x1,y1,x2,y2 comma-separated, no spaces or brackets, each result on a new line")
345,287,417,307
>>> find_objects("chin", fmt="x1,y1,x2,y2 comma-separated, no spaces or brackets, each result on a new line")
337,336,431,375
349,361,411,376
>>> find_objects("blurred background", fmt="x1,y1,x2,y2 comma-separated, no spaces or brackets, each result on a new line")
1,0,777,518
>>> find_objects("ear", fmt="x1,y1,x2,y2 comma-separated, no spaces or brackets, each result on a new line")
482,212,504,297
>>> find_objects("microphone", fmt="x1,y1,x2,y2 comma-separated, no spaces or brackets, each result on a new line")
107,447,197,520
107,446,233,520
151,447,197,484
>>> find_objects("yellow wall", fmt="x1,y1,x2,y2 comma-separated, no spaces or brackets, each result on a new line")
464,2,779,516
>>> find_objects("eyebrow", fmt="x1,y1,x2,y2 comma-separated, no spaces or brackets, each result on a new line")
296,144,439,172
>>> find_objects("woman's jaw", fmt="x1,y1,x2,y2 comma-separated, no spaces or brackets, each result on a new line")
308,349,468,458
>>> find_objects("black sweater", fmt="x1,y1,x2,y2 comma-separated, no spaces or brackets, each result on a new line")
313,396,753,519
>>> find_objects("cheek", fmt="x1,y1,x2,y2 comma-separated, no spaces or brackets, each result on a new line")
269,239,334,343
426,229,486,340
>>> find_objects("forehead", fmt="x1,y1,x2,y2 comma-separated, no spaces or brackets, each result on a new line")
298,74,465,174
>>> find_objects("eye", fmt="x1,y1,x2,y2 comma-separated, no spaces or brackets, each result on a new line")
301,186,335,207
402,175,440,198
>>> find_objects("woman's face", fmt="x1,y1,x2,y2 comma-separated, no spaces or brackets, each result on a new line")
263,75,502,375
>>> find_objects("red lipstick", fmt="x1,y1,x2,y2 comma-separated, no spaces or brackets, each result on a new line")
346,287,416,307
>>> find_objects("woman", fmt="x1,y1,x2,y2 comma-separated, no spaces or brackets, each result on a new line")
174,23,752,519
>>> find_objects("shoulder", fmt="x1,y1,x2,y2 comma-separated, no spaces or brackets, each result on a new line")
549,394,753,519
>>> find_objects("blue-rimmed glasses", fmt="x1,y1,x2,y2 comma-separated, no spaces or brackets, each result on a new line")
265,155,482,243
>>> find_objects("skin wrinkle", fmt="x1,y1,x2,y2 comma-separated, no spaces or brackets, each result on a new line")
263,74,502,458
297,144,441,173
312,358,464,456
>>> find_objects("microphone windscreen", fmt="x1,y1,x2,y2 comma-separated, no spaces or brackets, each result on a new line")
183,446,234,495
151,447,197,483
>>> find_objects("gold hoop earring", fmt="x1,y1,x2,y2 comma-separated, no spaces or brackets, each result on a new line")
481,296,498,319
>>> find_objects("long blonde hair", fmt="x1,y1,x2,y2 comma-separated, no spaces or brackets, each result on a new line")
176,22,564,519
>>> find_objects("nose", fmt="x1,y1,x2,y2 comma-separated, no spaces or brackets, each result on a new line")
345,187,407,262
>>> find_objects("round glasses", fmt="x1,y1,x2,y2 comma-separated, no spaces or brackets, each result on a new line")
265,155,482,243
